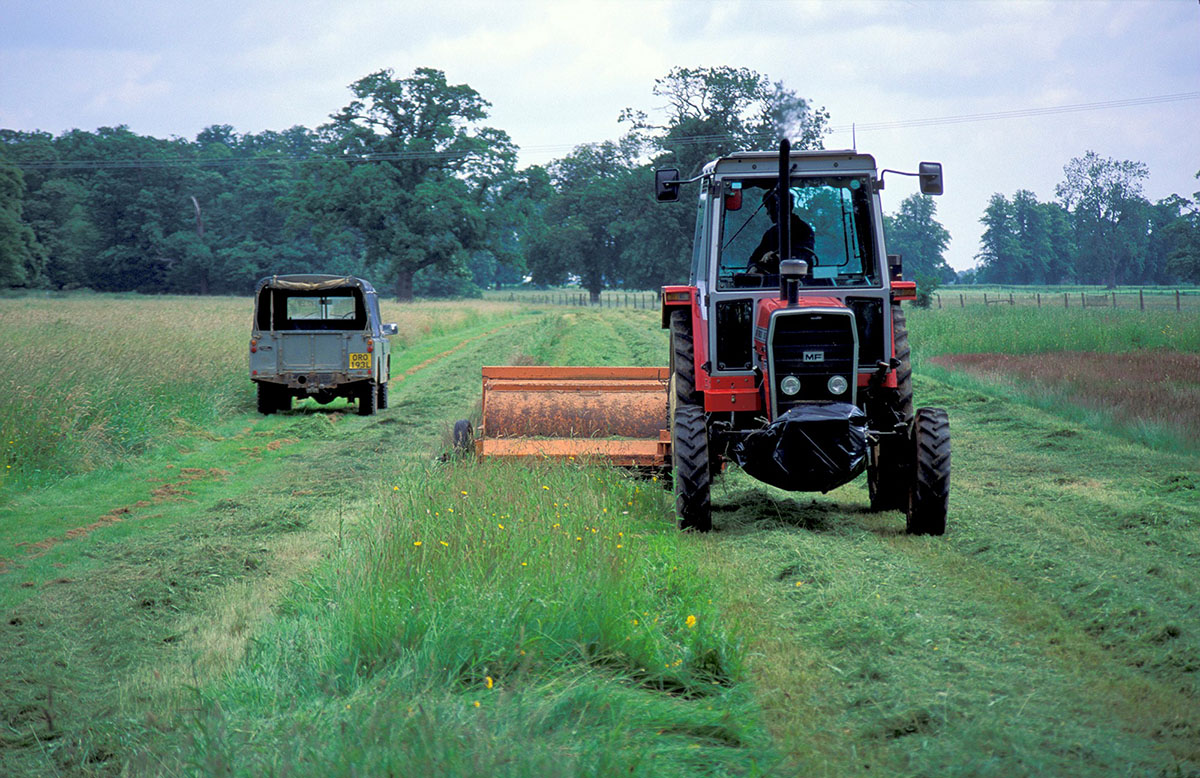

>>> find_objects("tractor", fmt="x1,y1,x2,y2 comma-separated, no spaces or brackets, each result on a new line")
468,140,950,535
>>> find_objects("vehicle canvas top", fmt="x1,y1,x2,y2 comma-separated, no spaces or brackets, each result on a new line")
254,274,378,295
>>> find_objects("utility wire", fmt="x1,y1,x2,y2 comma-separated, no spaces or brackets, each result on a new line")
8,91,1198,171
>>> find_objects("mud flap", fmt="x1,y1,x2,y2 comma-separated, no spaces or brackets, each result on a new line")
731,402,868,492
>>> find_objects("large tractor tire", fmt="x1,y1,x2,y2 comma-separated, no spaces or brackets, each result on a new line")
357,380,377,416
668,308,712,530
669,309,700,405
906,407,950,536
672,402,712,532
868,306,914,511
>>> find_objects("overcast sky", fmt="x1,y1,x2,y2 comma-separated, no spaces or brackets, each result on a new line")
2,0,1197,271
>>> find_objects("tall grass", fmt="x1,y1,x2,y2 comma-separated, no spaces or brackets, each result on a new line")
185,460,769,775
908,305,1200,359
0,294,523,487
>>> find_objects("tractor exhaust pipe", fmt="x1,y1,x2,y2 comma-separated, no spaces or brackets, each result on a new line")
777,138,791,305
776,139,806,306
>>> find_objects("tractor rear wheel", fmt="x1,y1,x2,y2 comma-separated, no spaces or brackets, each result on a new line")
672,402,711,532
869,306,914,511
906,407,950,535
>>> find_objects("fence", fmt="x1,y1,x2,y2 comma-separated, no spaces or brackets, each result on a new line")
933,288,1199,313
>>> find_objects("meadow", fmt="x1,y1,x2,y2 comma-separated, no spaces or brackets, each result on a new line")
1,294,1197,776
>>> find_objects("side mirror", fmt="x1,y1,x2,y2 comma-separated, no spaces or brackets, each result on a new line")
918,162,943,196
381,323,398,337
655,168,680,202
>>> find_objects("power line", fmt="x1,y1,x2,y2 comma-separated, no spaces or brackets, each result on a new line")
6,91,1197,171
830,91,1200,133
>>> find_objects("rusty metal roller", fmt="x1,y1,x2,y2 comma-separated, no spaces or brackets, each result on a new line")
481,366,669,439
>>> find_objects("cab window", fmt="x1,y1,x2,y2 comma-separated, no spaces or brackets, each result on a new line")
716,176,878,291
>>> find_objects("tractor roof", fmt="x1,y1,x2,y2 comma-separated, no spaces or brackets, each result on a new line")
704,149,878,177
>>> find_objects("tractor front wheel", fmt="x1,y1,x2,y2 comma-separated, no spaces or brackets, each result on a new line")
906,407,950,535
672,402,712,532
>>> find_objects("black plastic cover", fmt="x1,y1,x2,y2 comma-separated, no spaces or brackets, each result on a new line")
731,402,868,493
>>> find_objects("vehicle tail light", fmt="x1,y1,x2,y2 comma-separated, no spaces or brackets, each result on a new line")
250,339,257,353
367,338,374,353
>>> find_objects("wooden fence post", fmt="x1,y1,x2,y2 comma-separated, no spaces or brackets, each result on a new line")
1037,292,1041,308
1140,289,1144,311
1081,292,1085,307
1112,291,1117,309
960,294,964,308
984,292,988,305
1009,293,1014,305
1177,289,1182,312
1064,293,1069,308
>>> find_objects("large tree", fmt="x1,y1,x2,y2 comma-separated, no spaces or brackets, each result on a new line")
526,140,641,302
616,66,830,291
884,194,954,283
1163,174,1200,283
1055,150,1149,288
287,68,516,300
976,190,1074,284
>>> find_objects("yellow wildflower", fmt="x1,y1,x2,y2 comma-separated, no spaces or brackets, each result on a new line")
413,541,422,547
686,615,697,629
486,676,494,689
473,701,480,708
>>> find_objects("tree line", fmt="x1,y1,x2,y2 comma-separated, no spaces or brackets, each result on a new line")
2,65,1197,299
972,153,1200,287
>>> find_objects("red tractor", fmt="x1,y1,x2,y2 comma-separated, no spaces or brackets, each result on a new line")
654,140,949,533
469,140,949,535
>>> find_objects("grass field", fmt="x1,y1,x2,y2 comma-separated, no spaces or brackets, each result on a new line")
1,295,1197,776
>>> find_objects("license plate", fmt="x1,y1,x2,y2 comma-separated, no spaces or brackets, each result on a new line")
349,353,371,370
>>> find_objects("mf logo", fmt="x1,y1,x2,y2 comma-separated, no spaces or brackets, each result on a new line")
803,351,824,363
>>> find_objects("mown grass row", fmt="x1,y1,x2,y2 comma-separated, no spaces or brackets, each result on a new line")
0,295,522,487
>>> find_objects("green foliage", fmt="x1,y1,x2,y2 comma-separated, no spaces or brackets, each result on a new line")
883,194,954,283
287,68,517,300
0,161,46,287
1056,150,1151,287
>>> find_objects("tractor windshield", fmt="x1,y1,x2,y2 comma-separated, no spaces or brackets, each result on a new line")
715,176,879,291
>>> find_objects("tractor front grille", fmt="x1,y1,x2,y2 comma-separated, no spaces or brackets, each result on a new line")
769,309,858,415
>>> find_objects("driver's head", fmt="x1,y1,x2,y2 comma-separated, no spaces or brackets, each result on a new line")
762,188,796,223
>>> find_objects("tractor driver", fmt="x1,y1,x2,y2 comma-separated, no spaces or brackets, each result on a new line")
747,189,816,274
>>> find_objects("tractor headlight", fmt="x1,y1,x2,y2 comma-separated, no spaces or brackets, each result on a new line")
780,375,801,396
827,375,849,395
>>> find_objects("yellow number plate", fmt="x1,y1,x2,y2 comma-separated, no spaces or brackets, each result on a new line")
348,353,371,370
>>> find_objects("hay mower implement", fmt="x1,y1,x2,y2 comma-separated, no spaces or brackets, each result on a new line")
458,140,950,535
